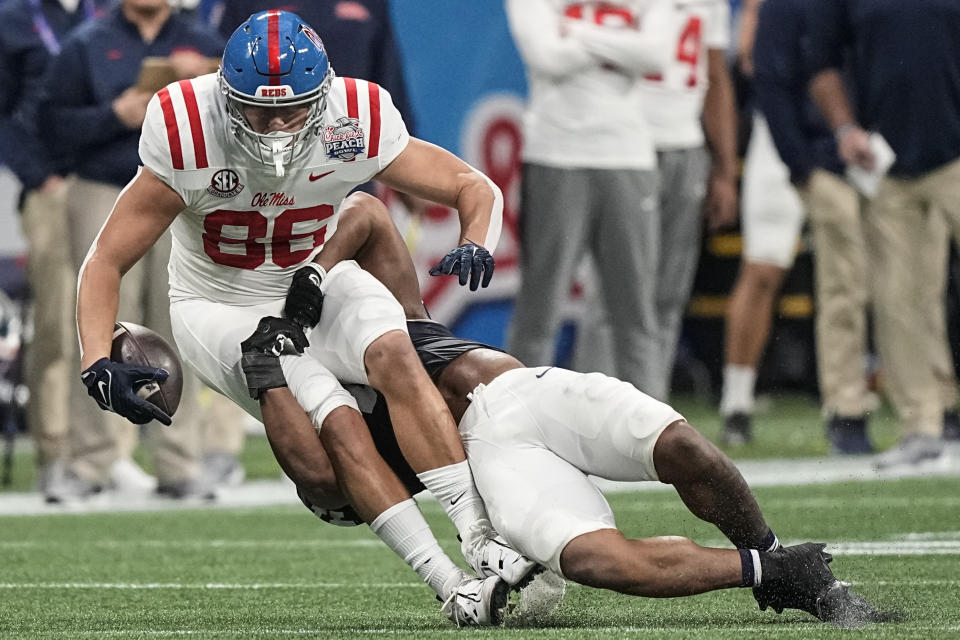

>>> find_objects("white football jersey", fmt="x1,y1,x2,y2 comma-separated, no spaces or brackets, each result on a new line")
507,0,671,170
640,0,730,150
139,73,409,305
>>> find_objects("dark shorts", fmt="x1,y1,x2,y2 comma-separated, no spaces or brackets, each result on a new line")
407,319,499,381
366,320,497,493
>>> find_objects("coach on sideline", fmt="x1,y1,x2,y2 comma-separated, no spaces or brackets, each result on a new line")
808,0,960,468
0,0,108,501
746,0,954,455
37,0,224,500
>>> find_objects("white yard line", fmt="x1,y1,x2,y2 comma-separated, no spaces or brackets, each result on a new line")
1,454,958,517
0,582,424,589
1,572,958,590
6,627,960,636
2,536,960,554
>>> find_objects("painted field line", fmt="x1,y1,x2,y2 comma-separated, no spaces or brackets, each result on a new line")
902,530,960,540
1,577,957,590
0,582,425,589
9,626,960,636
0,539,385,550
3,537,960,556
827,540,960,555
2,453,959,517
695,537,960,556
612,496,960,511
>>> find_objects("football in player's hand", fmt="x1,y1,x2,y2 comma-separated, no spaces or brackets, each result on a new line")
111,322,184,416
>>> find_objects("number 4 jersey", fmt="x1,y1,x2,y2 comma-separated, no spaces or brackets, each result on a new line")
139,73,409,305
640,0,730,150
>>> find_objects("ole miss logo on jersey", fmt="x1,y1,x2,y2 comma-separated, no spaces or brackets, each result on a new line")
324,116,366,161
206,169,244,198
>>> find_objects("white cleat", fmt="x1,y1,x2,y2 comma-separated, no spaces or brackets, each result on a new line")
441,574,509,627
462,519,537,586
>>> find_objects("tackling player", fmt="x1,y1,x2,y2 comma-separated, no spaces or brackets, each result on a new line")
243,193,885,628
75,10,527,624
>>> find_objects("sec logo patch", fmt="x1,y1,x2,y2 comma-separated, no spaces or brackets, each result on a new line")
206,169,244,198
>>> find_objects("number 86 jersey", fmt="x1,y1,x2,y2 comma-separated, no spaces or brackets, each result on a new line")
139,72,409,305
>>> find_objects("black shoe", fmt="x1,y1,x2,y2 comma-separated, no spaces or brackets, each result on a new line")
827,415,874,455
156,478,217,500
722,412,752,445
944,410,960,441
815,579,890,628
753,542,835,617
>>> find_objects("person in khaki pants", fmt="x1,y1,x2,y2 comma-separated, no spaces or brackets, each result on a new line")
63,177,205,496
801,169,956,441
859,166,960,464
37,0,228,499
809,0,960,468
19,179,76,492
0,0,110,499
730,0,957,454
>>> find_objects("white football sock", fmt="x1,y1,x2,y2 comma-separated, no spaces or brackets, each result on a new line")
416,460,488,540
370,499,462,598
720,365,756,416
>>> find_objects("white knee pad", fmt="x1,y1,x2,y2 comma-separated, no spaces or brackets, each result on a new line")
305,260,407,384
281,353,359,432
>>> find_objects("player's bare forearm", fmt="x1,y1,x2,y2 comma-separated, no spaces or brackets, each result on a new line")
76,167,184,369
312,196,376,273
702,49,740,231
313,193,428,319
737,0,761,75
77,257,123,369
259,387,346,508
453,170,501,250
809,69,857,130
703,49,738,182
376,138,502,251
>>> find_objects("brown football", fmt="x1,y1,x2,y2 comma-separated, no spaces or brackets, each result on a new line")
110,322,184,417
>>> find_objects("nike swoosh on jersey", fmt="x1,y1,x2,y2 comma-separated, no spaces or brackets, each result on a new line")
309,170,335,181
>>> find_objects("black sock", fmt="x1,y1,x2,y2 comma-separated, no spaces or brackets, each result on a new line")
760,529,780,552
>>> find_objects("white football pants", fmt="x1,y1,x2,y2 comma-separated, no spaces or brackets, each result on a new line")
171,260,407,431
459,366,683,575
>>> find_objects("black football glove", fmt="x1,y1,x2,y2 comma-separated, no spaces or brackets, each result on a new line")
429,242,495,291
240,316,309,400
283,264,326,329
81,358,172,426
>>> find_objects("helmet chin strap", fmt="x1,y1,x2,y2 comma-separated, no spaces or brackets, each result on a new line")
271,140,286,177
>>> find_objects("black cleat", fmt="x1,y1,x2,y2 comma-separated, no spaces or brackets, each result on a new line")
943,409,960,441
722,412,752,445
827,415,874,455
815,579,892,628
753,542,835,617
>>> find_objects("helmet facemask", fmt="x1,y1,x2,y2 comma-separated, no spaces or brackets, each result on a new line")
220,66,335,177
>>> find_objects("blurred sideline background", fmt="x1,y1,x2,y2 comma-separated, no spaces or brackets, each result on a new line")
0,0,958,492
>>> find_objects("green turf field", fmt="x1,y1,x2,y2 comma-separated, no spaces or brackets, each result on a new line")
2,476,958,639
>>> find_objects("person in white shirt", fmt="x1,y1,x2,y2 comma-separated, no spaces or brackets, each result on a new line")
505,0,671,396
639,0,739,398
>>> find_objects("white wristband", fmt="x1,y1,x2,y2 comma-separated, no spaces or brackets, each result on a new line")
306,263,327,281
